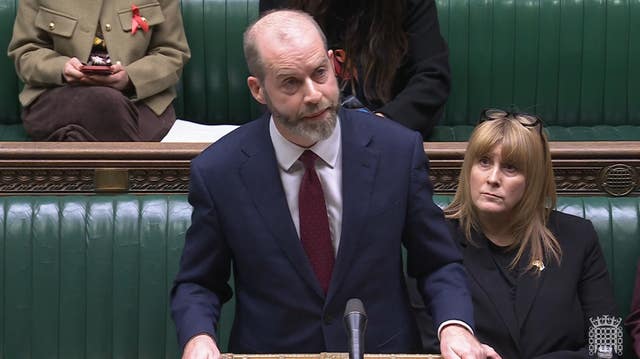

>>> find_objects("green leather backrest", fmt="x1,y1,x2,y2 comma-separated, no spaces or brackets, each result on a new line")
175,0,640,139
2,0,639,140
436,0,640,128
0,0,21,126
1,195,191,358
175,0,262,125
1,194,638,357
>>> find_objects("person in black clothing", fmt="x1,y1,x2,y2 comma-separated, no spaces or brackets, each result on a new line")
413,109,620,358
260,0,450,139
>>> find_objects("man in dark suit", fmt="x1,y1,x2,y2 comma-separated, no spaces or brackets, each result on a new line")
171,9,499,359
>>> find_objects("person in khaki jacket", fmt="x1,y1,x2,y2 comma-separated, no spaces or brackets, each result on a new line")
8,0,190,141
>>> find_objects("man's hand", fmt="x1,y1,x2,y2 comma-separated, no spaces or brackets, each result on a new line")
182,334,221,359
440,324,501,359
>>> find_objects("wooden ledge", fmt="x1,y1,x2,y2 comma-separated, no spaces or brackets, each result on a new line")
0,142,208,160
0,142,207,194
0,141,638,195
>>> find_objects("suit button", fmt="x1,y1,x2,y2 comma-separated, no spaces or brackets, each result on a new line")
105,23,112,32
48,22,55,30
323,314,333,325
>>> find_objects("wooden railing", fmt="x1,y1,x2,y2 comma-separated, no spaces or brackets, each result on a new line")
0,141,638,196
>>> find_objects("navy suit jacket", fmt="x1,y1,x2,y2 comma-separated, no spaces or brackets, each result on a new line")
171,108,473,353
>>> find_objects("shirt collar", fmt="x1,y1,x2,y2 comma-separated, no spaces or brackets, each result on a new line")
269,116,341,172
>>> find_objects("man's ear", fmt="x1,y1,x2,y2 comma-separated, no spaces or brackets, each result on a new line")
327,50,336,75
247,76,266,104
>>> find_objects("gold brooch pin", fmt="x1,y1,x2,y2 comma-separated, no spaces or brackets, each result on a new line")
532,260,545,272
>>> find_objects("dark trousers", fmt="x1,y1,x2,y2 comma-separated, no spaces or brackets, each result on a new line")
23,85,175,141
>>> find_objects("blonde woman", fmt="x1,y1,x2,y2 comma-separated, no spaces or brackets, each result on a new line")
417,109,619,358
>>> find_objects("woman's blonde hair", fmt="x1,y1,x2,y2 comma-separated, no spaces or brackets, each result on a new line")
445,112,561,271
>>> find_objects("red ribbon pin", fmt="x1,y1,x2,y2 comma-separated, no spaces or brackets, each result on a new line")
130,4,149,35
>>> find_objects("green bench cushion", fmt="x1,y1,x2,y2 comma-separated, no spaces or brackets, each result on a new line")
436,0,640,132
1,194,638,357
1,195,190,358
176,0,262,125
0,123,28,141
0,0,20,127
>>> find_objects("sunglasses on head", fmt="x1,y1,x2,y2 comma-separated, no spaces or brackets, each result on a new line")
479,108,544,136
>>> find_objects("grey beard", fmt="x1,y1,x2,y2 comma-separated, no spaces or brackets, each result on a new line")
274,107,338,143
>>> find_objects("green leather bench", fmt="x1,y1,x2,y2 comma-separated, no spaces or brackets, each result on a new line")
1,194,638,358
1,0,639,141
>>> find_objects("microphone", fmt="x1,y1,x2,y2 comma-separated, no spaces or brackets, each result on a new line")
344,298,367,359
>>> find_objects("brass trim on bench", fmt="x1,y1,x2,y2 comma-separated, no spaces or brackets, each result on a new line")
0,141,638,196
95,168,130,192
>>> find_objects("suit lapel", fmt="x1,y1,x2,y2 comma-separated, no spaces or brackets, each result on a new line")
515,249,546,327
327,110,379,300
462,231,522,353
239,116,325,298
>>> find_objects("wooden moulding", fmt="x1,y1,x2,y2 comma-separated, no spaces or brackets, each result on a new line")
0,141,638,196
0,142,204,194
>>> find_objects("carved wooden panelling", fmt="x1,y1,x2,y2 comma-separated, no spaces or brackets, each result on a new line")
0,168,94,193
0,142,637,196
128,169,191,192
429,168,460,193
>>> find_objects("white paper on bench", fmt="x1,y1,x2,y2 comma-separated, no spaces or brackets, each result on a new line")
161,119,239,143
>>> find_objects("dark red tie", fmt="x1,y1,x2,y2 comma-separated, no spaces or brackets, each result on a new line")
298,150,335,294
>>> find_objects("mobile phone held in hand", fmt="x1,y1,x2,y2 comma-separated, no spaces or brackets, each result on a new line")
80,65,113,76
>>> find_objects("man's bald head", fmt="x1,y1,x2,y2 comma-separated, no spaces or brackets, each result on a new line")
243,10,328,80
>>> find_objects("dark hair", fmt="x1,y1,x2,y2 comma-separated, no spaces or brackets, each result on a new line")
288,0,408,103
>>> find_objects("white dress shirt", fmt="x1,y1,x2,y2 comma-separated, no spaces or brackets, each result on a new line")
269,117,342,256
